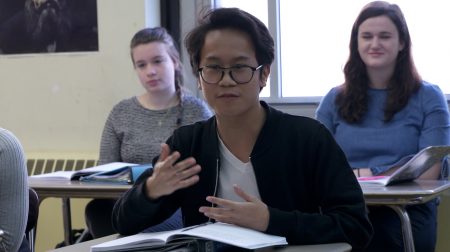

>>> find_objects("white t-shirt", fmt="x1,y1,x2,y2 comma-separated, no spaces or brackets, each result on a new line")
217,136,261,201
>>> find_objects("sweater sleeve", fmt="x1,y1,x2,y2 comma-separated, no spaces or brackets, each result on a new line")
98,108,122,165
0,129,28,252
315,88,338,133
418,84,450,148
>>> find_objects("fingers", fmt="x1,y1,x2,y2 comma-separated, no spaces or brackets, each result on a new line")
157,143,171,162
157,146,181,167
199,188,269,231
200,205,235,224
147,145,201,199
233,184,254,202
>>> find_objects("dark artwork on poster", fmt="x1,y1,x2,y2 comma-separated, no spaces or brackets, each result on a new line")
0,0,98,55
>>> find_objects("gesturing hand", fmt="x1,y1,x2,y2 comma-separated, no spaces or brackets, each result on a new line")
145,143,201,200
199,185,269,232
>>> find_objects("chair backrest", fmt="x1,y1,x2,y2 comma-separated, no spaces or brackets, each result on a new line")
26,188,39,252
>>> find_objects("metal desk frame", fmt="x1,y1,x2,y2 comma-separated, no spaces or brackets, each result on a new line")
360,180,450,252
28,178,130,246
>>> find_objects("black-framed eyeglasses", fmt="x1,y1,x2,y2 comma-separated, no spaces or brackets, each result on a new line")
198,65,263,85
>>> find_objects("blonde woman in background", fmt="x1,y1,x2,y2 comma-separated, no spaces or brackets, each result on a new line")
83,27,212,240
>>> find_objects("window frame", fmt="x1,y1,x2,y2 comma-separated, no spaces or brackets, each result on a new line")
182,0,450,103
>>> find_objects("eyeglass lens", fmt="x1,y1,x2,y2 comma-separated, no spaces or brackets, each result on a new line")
201,66,256,84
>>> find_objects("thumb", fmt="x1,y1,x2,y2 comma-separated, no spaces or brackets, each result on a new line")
233,184,255,202
157,143,171,162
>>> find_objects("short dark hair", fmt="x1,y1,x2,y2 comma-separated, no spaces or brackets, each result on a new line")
184,7,274,76
338,1,421,123
130,27,184,92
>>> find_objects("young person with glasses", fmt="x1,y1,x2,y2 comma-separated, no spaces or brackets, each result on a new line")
112,8,373,250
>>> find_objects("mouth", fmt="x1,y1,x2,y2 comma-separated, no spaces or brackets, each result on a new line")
217,93,239,98
368,52,383,57
146,80,159,86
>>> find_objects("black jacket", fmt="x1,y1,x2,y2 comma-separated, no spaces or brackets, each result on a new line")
112,101,373,249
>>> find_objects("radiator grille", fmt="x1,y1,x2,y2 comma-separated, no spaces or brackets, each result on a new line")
26,153,98,176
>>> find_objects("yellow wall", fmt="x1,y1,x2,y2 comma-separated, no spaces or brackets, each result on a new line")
0,0,158,251
35,199,89,252
0,0,157,155
436,191,450,252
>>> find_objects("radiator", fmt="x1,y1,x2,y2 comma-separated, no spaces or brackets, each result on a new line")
26,153,98,176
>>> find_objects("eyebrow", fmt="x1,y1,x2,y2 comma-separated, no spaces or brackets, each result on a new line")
203,55,252,63
360,31,393,35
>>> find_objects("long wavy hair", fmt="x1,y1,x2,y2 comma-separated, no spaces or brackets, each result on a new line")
337,1,421,123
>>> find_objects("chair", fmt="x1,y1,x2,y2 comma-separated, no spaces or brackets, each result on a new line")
26,188,39,252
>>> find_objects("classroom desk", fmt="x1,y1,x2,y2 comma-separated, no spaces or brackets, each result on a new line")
28,177,131,246
360,179,450,252
47,234,352,252
29,177,450,252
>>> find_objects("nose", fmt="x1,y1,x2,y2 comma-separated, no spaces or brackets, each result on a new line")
218,70,237,87
370,37,381,48
145,65,157,76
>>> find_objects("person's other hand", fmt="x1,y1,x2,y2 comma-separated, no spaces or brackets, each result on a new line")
199,185,269,231
145,143,201,199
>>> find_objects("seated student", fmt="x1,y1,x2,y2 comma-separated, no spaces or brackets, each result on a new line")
0,128,29,252
84,27,212,239
112,7,373,250
316,1,450,251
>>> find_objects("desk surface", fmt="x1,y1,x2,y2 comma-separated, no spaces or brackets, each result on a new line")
360,179,450,205
29,177,450,203
28,177,131,199
48,234,352,252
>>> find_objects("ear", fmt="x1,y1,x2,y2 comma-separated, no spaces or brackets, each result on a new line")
197,79,202,90
399,40,405,51
259,65,271,88
174,60,180,70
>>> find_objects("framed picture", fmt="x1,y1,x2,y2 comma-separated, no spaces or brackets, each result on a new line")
0,0,98,54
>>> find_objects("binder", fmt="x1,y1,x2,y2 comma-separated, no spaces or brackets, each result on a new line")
79,163,151,184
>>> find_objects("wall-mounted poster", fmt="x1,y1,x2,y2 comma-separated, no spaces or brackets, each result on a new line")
0,0,98,55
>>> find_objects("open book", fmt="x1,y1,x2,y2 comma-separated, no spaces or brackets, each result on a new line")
30,162,150,184
90,222,288,252
358,146,450,186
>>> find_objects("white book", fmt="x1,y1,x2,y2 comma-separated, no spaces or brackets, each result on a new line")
90,222,288,251
358,146,450,186
30,162,137,181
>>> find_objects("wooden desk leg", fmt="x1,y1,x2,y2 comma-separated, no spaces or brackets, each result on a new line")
388,205,415,252
62,197,73,245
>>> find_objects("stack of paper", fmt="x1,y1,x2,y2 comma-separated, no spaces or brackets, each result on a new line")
30,162,138,181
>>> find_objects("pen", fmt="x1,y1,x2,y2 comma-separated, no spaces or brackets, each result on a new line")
180,221,212,232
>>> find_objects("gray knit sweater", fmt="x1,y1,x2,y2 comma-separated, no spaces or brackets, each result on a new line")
98,95,212,164
0,129,28,252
